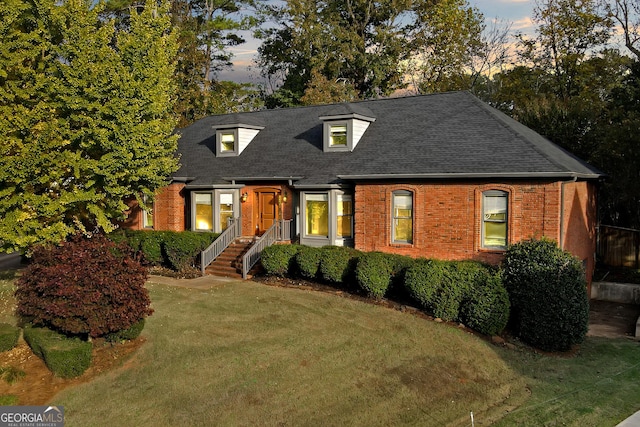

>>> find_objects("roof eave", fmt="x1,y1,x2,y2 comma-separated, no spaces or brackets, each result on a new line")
337,172,603,180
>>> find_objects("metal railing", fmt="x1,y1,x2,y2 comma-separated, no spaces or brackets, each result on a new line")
242,219,292,279
200,217,242,275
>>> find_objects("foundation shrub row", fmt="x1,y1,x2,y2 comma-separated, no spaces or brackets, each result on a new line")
261,245,510,336
261,238,589,350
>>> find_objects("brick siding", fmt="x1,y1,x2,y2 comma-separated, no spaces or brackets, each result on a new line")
354,180,597,284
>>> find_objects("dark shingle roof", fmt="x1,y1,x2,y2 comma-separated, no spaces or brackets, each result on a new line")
174,91,603,187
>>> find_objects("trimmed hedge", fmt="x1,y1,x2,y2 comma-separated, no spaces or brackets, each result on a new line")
261,244,301,276
108,230,219,271
502,238,589,351
319,246,360,285
23,326,92,378
404,259,490,322
355,252,395,299
259,244,511,338
0,323,20,352
295,246,323,279
460,271,510,336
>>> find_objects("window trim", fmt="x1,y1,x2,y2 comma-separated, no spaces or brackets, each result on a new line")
336,193,353,239
299,190,355,247
216,129,239,157
481,190,509,250
142,195,154,229
323,120,352,152
392,190,413,244
191,190,239,233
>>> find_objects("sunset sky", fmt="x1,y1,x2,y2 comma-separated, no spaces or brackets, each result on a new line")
218,0,537,82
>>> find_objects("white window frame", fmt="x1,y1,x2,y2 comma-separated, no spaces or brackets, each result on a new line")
392,190,413,244
482,190,508,250
142,195,154,229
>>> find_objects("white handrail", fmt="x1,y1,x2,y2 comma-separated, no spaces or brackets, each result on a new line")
200,217,242,275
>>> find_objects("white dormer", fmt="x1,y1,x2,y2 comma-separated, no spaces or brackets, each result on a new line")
214,123,264,157
319,107,376,152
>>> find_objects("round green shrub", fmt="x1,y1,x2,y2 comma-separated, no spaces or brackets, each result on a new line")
319,246,360,285
139,231,165,265
261,244,301,276
15,234,153,339
460,271,510,336
502,238,589,351
404,259,447,314
355,252,394,299
405,259,487,321
295,246,323,279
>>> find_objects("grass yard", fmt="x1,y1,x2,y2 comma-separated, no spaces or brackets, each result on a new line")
1,273,640,426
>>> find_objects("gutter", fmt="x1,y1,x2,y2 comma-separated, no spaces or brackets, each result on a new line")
337,172,602,180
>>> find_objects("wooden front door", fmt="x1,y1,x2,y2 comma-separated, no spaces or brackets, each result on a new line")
256,191,277,235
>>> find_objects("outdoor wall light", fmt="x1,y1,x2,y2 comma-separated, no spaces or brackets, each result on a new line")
241,192,248,203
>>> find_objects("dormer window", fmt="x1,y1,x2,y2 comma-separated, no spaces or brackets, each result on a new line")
329,124,348,147
213,123,264,157
220,131,236,153
319,105,376,152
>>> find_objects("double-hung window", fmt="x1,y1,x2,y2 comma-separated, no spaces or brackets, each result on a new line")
392,191,413,243
142,195,154,229
220,132,235,152
329,124,348,147
482,190,508,249
336,194,353,237
219,193,234,231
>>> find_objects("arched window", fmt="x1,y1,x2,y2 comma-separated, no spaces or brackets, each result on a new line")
392,191,413,243
482,190,508,249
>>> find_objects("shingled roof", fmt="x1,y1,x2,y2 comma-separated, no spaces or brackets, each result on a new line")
173,91,603,188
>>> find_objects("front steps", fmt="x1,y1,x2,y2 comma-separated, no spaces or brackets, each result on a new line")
204,238,254,278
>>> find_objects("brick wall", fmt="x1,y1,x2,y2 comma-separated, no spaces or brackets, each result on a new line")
153,183,187,231
561,180,598,286
354,181,570,266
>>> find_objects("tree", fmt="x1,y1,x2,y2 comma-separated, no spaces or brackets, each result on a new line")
405,0,485,94
256,0,484,105
0,0,179,251
105,0,262,125
605,0,640,59
517,0,612,99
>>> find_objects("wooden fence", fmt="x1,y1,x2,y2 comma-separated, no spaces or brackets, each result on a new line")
597,225,640,269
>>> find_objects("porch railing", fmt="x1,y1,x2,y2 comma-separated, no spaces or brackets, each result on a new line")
200,217,242,275
242,219,292,279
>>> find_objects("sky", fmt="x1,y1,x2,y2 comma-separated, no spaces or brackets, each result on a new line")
218,0,537,83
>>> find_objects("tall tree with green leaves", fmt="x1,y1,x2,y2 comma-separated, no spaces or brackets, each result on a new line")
256,0,483,106
0,0,179,251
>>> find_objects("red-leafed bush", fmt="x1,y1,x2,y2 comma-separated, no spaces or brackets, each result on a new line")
15,234,153,339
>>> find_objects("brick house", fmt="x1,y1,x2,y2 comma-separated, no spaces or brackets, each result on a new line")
125,91,602,283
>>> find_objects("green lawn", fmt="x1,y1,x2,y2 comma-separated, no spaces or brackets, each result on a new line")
1,273,640,426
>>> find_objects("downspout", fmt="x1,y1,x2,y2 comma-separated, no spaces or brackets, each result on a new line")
559,176,578,250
